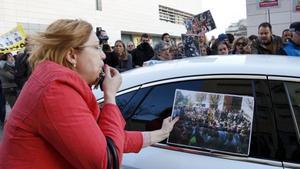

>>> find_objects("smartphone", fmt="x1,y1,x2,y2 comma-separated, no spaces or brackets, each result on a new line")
94,68,105,90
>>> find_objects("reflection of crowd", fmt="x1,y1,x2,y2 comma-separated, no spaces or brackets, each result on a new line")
169,104,251,154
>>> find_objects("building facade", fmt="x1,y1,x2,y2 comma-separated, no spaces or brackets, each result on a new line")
0,0,203,46
226,19,247,38
247,0,300,37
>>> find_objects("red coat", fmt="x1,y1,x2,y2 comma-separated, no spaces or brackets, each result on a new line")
0,60,143,169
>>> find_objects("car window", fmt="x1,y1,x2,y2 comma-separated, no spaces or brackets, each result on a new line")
269,81,300,164
116,90,137,113
119,87,152,120
285,82,300,134
119,78,279,160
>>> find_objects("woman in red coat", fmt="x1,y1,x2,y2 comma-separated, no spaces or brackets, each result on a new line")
0,19,178,169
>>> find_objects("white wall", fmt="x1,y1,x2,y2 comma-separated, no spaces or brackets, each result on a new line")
247,0,300,37
0,0,203,45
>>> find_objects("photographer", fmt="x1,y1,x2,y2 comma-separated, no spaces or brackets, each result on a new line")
96,28,109,45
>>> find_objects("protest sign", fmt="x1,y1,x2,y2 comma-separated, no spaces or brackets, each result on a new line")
181,34,200,57
184,10,216,34
0,24,27,54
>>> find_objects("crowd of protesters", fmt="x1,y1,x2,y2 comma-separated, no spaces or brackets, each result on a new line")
0,21,300,128
99,21,299,71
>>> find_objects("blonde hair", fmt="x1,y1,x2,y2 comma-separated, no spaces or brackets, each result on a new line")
114,40,128,60
28,19,93,70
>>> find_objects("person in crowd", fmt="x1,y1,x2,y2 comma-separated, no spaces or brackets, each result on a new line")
0,53,17,109
14,38,31,94
112,40,133,72
218,33,229,43
97,29,109,45
127,41,135,54
217,41,230,55
169,45,178,59
0,19,178,168
152,40,172,60
248,35,258,42
226,33,235,51
176,42,185,59
102,43,113,56
198,33,211,56
281,29,292,43
208,35,216,48
132,33,154,67
161,33,174,46
210,33,229,55
0,79,6,128
232,37,251,54
199,46,208,56
277,22,300,56
251,22,283,54
143,41,172,66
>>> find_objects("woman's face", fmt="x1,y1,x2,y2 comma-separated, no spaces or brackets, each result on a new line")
114,42,124,55
75,32,105,85
235,39,247,53
200,47,207,56
217,44,229,55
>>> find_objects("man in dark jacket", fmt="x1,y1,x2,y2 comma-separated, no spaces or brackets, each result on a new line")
0,80,6,128
251,22,283,54
132,33,154,67
277,22,300,57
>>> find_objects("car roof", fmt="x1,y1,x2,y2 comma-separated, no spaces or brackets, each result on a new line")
93,55,300,99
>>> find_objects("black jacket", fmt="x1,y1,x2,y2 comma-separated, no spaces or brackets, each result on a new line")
131,43,154,67
251,35,283,54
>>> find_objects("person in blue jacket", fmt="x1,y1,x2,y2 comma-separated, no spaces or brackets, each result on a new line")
277,22,300,57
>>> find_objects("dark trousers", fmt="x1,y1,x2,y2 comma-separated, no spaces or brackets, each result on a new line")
0,81,6,124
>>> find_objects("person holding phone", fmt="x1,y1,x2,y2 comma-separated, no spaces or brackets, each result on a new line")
0,19,178,169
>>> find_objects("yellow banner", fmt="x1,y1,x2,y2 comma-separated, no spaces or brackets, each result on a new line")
0,24,27,54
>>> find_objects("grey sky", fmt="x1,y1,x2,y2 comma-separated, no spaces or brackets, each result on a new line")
202,0,247,38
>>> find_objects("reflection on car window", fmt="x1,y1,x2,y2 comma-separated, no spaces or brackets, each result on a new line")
116,91,136,113
270,81,300,164
285,82,300,133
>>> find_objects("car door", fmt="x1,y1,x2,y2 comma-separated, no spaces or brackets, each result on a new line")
115,75,284,169
268,77,300,169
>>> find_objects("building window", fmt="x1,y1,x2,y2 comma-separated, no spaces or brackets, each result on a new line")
159,5,193,25
96,0,102,11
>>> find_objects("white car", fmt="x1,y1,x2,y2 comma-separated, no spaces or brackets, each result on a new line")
94,55,300,169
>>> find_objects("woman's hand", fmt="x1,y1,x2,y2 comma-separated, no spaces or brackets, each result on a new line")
160,116,179,137
102,64,122,104
143,116,179,147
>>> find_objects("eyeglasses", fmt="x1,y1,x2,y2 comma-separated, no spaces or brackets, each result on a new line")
161,47,170,52
236,42,247,47
76,44,102,51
